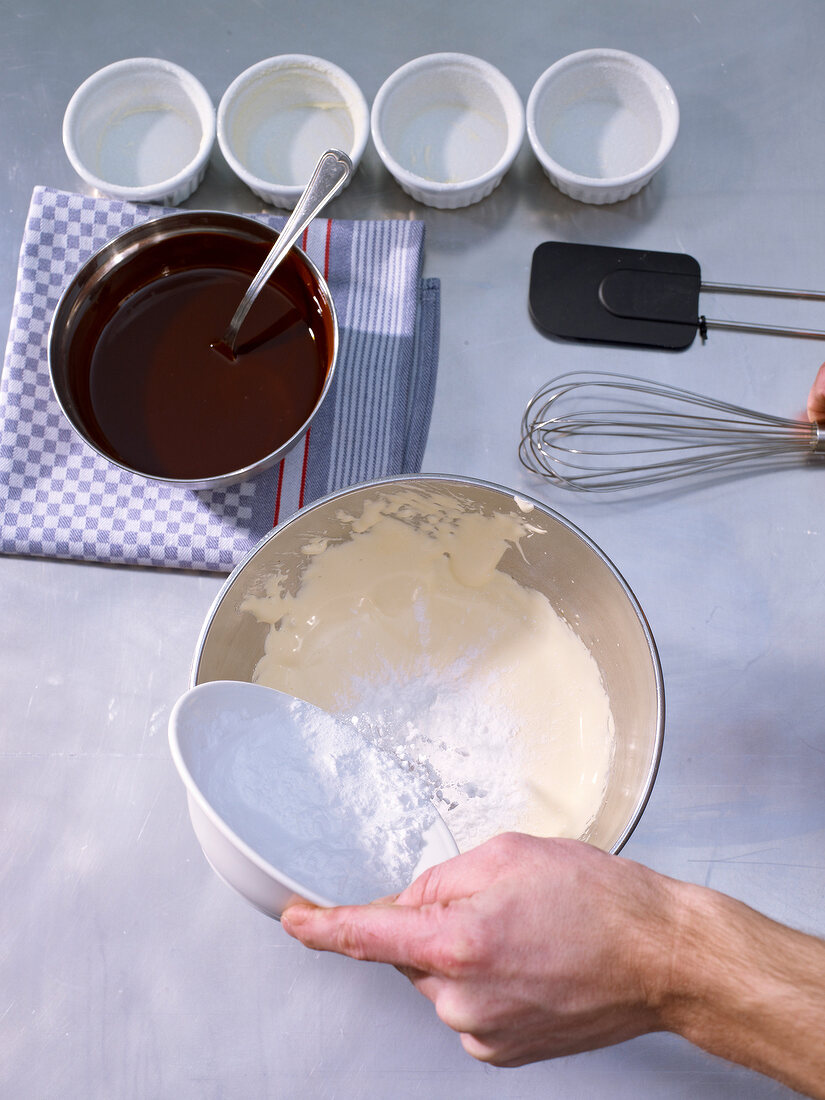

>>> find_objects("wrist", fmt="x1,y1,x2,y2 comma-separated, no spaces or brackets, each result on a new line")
653,878,733,1036
655,877,825,1097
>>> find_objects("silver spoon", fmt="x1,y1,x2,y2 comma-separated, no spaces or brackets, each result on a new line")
213,148,353,360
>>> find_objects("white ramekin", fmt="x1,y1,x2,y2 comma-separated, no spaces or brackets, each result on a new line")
526,48,679,205
371,52,524,209
217,55,369,209
62,57,216,206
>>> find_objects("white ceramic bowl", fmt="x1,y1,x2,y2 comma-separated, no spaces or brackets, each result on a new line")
62,58,216,206
371,53,524,209
217,55,369,209
526,48,679,204
168,681,459,919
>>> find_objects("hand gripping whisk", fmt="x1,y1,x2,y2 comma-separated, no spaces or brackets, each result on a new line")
519,371,825,492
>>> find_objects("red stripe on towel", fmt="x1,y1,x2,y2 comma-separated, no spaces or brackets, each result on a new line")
272,458,285,526
273,221,332,522
298,427,312,509
296,221,332,511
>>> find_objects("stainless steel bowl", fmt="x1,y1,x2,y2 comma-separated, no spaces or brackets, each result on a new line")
48,210,338,490
191,475,664,854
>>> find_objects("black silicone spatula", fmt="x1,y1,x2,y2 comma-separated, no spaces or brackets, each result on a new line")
529,241,825,349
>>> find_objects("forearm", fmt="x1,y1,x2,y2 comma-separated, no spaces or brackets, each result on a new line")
660,879,825,1097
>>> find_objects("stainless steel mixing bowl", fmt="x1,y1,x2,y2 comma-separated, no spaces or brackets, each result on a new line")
191,474,664,854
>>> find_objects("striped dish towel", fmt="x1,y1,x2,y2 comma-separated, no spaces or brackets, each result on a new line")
0,187,439,572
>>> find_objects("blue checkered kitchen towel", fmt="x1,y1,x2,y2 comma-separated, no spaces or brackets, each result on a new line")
0,187,440,572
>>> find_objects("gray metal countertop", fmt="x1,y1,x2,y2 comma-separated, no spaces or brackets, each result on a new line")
2,2,824,1097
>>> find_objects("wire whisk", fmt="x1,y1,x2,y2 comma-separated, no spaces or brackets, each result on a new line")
519,371,825,492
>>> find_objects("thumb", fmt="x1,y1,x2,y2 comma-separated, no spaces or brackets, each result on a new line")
282,900,440,971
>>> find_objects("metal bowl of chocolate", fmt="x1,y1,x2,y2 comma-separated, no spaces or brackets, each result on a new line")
48,211,338,489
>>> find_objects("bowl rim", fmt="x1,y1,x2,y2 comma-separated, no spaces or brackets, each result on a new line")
370,51,525,199
216,53,370,201
62,56,217,203
190,472,665,854
526,47,680,190
47,209,339,490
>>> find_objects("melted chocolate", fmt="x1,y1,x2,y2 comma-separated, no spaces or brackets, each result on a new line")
66,230,333,481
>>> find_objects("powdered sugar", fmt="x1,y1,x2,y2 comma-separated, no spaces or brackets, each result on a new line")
345,662,528,852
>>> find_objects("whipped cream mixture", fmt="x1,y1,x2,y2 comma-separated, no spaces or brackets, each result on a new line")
242,488,614,850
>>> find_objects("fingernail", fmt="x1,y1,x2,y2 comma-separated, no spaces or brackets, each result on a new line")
281,906,301,932
281,907,306,934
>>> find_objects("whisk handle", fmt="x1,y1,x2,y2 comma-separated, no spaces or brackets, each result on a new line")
813,422,825,453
